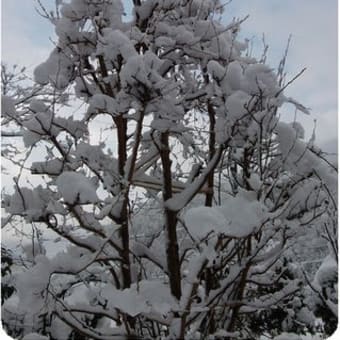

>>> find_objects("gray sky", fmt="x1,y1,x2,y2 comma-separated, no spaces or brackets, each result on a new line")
1,0,338,152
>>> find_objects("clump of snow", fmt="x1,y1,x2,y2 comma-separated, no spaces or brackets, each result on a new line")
98,29,137,62
1,95,17,117
313,255,337,288
275,122,337,203
75,142,109,166
173,25,197,45
74,142,118,191
184,190,268,240
22,109,61,147
34,48,74,89
284,178,324,218
155,36,176,48
6,187,47,221
207,60,243,95
23,110,54,134
55,17,79,42
273,333,302,340
32,159,64,175
50,317,73,340
248,173,263,191
56,171,99,204
120,55,151,88
88,94,118,116
184,206,227,240
22,129,41,147
134,280,178,316
29,99,48,113
102,286,144,317
218,190,268,237
208,60,226,82
46,199,67,215
16,255,52,314
60,0,124,28
213,330,240,338
22,241,46,262
225,90,251,120
241,63,279,97
101,280,178,317
135,0,159,22
289,121,305,139
22,333,49,340
54,116,87,139
225,60,243,91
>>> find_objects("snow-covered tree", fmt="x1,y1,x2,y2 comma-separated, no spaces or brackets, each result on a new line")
2,1,337,339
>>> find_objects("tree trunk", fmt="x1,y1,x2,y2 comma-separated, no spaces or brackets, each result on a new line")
116,116,131,289
160,132,182,300
205,101,216,207
205,100,216,333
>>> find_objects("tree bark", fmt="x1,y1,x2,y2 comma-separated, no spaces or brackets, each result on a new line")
160,132,182,300
205,101,216,207
97,54,132,290
205,100,216,333
116,117,132,289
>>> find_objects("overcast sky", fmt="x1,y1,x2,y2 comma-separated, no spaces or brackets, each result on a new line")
1,0,338,152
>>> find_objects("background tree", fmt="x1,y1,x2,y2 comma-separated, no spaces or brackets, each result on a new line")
1,0,337,339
